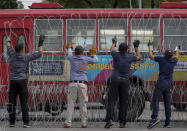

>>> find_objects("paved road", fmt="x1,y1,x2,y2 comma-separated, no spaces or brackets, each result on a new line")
0,128,187,131
0,102,186,129
1,102,186,121
0,122,187,131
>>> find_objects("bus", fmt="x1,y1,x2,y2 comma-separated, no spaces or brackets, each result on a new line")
0,2,186,121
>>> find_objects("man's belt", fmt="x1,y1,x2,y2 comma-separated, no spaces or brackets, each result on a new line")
117,77,129,81
70,80,88,84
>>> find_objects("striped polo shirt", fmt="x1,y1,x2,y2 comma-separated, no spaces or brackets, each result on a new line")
68,49,98,82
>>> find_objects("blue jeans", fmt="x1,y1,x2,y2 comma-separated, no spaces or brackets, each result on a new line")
151,80,171,124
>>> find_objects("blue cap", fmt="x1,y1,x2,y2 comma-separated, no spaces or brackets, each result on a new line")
165,48,174,56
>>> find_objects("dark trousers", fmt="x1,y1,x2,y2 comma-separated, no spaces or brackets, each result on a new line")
8,79,29,124
151,80,171,124
105,77,130,123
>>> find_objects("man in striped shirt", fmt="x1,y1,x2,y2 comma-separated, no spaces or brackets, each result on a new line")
64,44,98,128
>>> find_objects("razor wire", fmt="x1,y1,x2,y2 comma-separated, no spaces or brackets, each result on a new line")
0,11,187,127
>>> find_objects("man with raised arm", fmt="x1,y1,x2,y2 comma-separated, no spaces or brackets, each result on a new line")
147,42,179,129
104,38,141,129
7,35,45,128
64,44,98,128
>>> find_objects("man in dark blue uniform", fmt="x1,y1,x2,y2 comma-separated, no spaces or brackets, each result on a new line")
7,35,45,128
104,39,141,128
147,42,179,129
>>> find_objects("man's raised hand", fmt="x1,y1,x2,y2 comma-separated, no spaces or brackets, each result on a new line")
133,40,140,48
38,35,45,47
148,40,153,51
112,36,117,47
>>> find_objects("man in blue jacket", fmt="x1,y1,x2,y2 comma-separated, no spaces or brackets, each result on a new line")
147,42,179,129
7,35,45,128
104,39,141,128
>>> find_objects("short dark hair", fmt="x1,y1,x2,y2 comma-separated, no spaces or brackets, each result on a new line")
15,43,24,53
75,45,84,55
165,48,174,58
118,43,128,53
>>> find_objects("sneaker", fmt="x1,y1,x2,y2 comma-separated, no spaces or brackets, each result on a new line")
9,124,15,127
9,122,15,127
23,124,31,128
147,119,160,129
64,123,71,128
81,125,87,128
163,123,171,128
119,123,126,128
104,120,114,129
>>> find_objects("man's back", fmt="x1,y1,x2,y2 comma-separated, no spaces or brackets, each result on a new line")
112,51,137,79
10,54,29,80
154,56,178,84
7,46,42,80
68,55,97,82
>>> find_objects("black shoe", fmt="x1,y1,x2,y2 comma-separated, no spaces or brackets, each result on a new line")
119,123,126,128
163,123,171,128
9,124,15,127
147,119,160,129
23,124,31,128
9,122,15,127
104,120,114,129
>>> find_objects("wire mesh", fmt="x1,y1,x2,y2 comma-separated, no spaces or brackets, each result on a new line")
0,11,187,127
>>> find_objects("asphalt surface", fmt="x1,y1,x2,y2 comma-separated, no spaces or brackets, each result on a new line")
0,102,186,129
1,128,187,131
0,122,187,131
1,102,186,121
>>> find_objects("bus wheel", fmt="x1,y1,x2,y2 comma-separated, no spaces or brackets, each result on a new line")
126,85,145,121
102,77,145,122
103,86,145,122
173,103,186,111
45,101,64,116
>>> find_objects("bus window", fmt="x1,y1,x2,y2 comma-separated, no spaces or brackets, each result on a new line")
34,19,63,52
131,19,160,52
67,19,96,51
164,19,187,51
99,19,127,51
2,35,10,62
17,34,26,53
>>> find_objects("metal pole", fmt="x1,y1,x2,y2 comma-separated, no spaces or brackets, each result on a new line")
139,0,142,8
130,0,132,8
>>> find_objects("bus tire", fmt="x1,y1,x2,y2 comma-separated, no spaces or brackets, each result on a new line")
173,103,186,111
45,101,65,116
126,85,145,121
103,77,145,122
